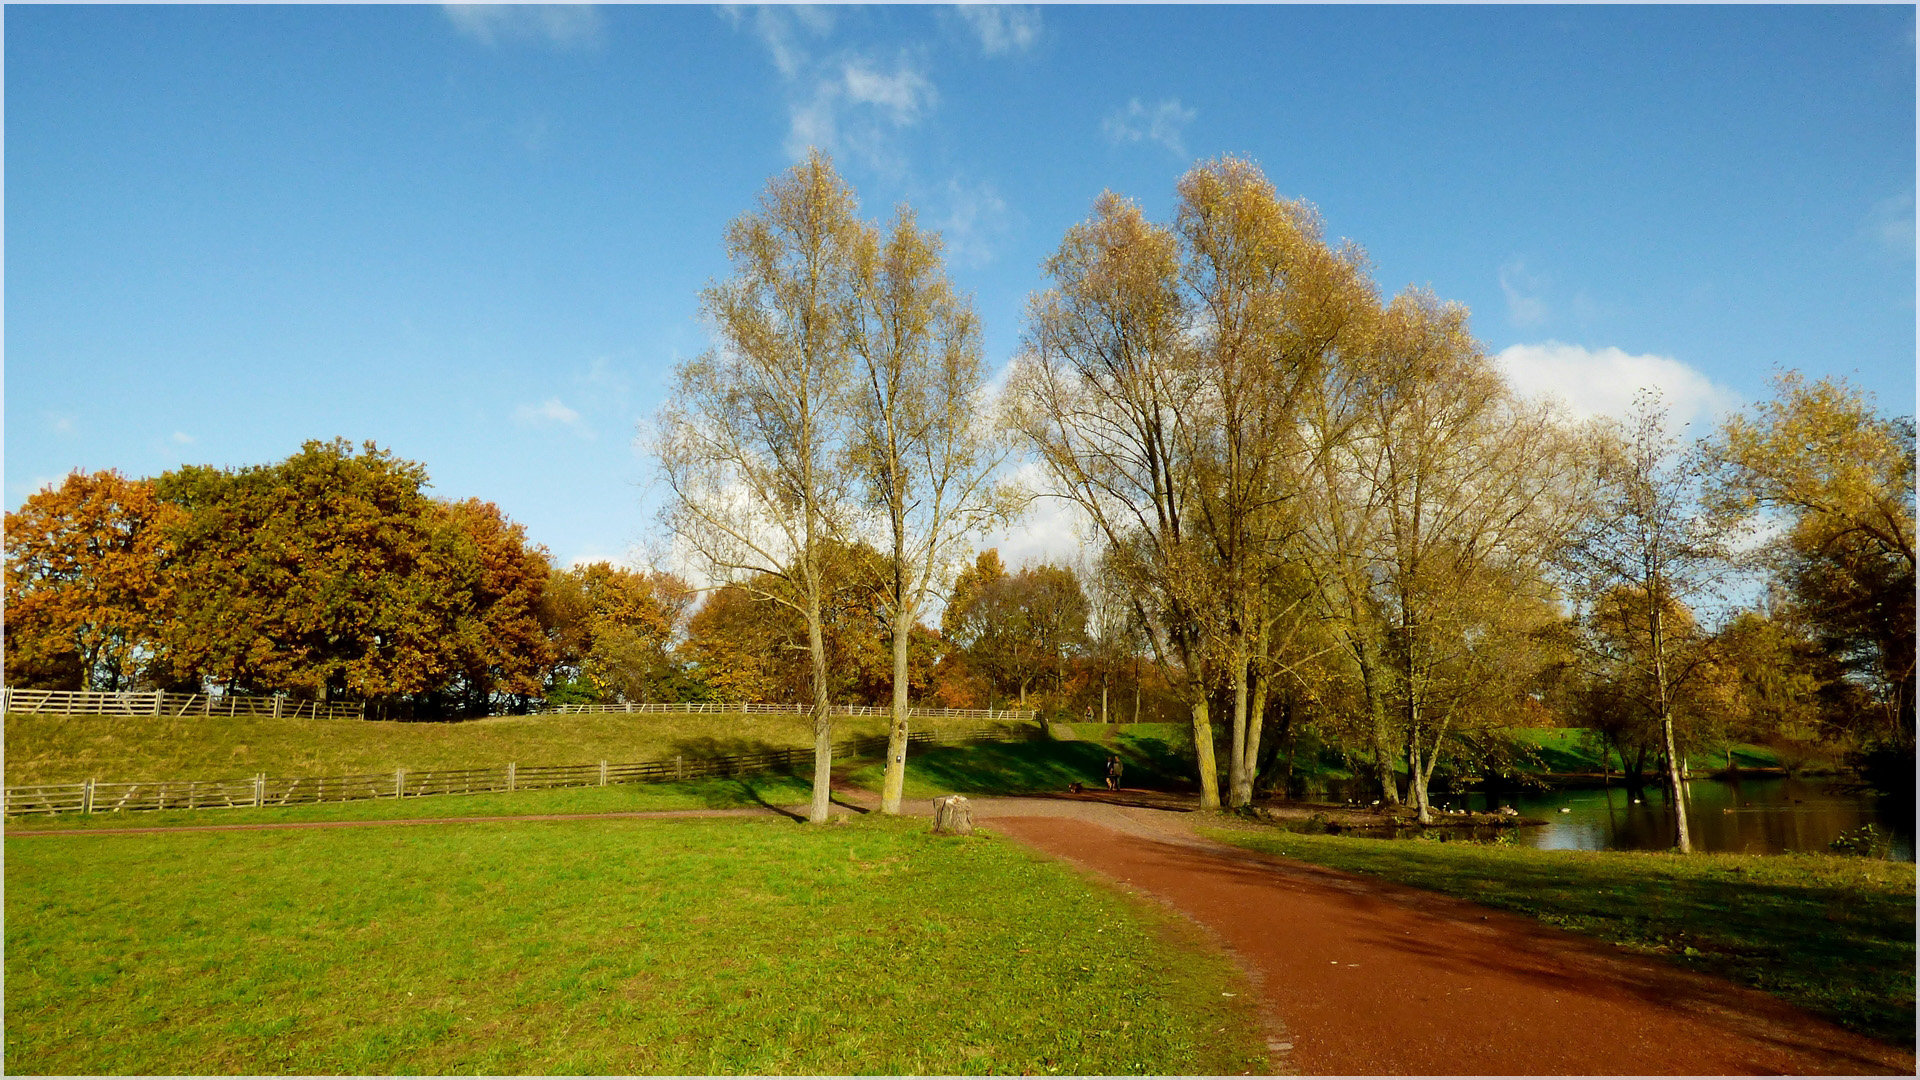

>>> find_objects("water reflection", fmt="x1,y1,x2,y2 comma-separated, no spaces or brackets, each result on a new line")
1283,774,1913,860
1499,777,1914,861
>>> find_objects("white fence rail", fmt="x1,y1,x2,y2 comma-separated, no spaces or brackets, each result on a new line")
2,689,364,722
3,727,1020,817
2,689,1026,724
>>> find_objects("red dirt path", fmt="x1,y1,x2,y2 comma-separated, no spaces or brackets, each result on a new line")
974,798,1913,1076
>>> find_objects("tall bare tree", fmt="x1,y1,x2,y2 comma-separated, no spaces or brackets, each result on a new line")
845,207,1008,815
1356,291,1581,823
1176,157,1375,807
655,150,862,824
1008,192,1229,807
1563,391,1732,852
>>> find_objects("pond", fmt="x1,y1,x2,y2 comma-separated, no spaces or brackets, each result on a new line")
1429,776,1914,861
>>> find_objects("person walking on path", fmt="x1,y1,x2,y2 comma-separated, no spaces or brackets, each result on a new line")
1105,754,1123,791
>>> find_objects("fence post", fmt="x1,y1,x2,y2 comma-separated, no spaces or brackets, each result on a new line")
255,774,265,807
675,754,686,780
272,694,283,720
152,691,164,717
507,762,516,792
396,769,405,798
83,778,94,815
600,761,608,787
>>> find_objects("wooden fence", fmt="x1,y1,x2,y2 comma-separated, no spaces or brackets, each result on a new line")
2,689,364,722
536,701,1037,721
1,690,1026,724
2,726,1018,817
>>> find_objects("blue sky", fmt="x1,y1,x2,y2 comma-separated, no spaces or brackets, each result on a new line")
7,4,1914,570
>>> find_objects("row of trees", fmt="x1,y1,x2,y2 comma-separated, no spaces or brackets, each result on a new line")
1,443,1098,723
4,441,695,716
650,150,1913,843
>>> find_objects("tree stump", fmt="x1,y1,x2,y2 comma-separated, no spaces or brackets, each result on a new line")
931,795,975,836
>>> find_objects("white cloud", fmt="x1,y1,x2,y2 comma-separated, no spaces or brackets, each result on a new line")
443,5,603,49
1866,190,1915,254
47,414,74,435
956,5,1041,56
1101,97,1197,157
841,59,935,124
1493,341,1742,437
779,55,937,168
976,462,1096,570
171,431,195,445
514,397,592,437
1499,259,1550,328
725,6,935,168
937,177,1013,269
725,4,835,79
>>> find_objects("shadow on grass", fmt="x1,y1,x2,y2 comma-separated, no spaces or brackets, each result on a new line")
901,739,1190,797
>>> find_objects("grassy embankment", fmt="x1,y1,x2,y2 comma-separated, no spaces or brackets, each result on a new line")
1204,822,1916,1047
1061,723,1827,788
5,814,1269,1075
2,710,1023,787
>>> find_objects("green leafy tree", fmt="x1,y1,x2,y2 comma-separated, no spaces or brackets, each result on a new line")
1708,372,1915,759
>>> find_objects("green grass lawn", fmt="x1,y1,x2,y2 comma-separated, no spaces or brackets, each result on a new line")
1507,727,1831,776
3,711,1015,787
7,813,1269,1075
1204,821,1916,1047
843,738,1192,799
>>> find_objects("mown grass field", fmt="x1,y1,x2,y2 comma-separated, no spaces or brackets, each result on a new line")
2,710,1026,787
6,813,1270,1075
1204,822,1916,1047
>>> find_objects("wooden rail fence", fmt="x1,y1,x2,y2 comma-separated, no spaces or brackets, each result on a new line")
2,690,1027,725
3,727,1019,817
2,689,364,722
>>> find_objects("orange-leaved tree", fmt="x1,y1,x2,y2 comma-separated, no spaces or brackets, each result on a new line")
4,469,178,691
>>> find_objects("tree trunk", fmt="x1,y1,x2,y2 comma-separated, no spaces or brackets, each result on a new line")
880,597,912,815
807,590,834,825
1189,692,1221,811
1661,709,1691,852
1360,657,1399,805
1227,643,1251,808
1240,668,1269,806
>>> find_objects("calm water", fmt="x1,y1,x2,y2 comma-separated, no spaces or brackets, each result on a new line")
1429,777,1914,861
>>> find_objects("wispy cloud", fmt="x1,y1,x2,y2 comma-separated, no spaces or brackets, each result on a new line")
1493,341,1741,437
955,5,1041,56
840,58,935,125
937,177,1013,269
787,53,936,167
171,431,195,445
725,4,835,79
977,462,1095,571
443,5,603,50
726,7,937,170
1499,259,1550,328
1865,190,1915,255
47,413,75,435
514,397,593,437
1101,97,1197,157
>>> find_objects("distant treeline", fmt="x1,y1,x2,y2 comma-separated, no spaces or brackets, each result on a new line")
1,439,1153,720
